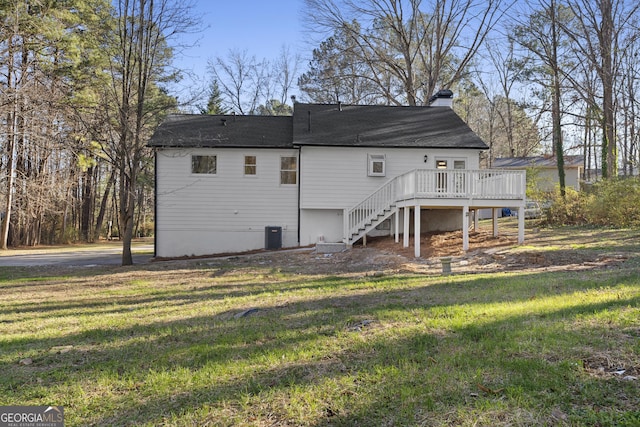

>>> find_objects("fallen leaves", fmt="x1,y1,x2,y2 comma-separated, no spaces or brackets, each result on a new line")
477,383,504,395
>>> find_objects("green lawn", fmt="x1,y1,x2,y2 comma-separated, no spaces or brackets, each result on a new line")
1,229,639,426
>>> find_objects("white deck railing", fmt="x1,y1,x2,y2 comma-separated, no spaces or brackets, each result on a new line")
344,169,526,244
397,169,526,200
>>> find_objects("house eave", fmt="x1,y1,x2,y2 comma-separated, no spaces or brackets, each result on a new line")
152,143,295,149
294,143,488,150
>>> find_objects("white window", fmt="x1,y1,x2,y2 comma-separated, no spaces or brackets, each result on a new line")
280,156,297,185
191,155,216,174
244,155,256,176
368,154,386,177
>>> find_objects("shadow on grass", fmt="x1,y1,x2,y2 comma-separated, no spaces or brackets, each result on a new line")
2,258,637,329
2,264,640,425
529,227,640,249
81,292,640,425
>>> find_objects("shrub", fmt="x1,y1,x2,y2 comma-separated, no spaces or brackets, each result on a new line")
544,177,640,227
586,177,640,227
137,221,154,238
545,187,592,225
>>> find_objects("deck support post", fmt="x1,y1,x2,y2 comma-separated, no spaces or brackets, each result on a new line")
492,208,499,237
518,206,525,244
414,204,421,258
403,207,410,248
473,209,479,230
462,205,470,251
394,207,399,243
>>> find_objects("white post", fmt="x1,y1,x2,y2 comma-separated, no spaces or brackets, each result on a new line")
403,207,410,248
518,206,525,244
343,208,349,243
492,208,499,237
394,207,399,243
462,205,469,251
414,204,421,257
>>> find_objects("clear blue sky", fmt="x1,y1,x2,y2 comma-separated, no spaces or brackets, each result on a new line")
174,0,307,105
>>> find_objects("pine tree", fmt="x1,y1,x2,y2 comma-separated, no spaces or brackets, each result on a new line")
201,80,227,114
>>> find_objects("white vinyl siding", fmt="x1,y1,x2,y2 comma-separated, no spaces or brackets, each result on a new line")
156,148,298,257
300,146,480,209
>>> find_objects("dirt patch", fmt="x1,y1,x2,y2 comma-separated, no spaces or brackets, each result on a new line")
362,230,516,258
583,353,640,381
205,228,633,276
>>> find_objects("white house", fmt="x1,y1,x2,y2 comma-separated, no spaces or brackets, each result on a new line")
494,155,584,192
150,92,526,258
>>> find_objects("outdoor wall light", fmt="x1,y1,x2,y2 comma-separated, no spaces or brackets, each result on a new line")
423,155,428,163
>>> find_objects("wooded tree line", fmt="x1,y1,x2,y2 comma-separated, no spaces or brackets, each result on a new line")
0,0,196,263
2,0,639,257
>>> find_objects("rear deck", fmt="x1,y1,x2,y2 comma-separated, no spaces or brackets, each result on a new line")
344,169,527,257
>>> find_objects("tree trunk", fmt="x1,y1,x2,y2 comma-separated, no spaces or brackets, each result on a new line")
601,0,616,178
120,203,134,265
2,121,16,250
2,35,17,250
550,0,565,196
118,159,134,265
81,165,94,241
94,168,115,241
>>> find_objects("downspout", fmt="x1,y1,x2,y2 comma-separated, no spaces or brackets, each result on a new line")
153,149,158,258
297,146,301,245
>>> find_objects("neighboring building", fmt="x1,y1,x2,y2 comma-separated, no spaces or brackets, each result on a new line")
494,155,584,192
150,94,526,258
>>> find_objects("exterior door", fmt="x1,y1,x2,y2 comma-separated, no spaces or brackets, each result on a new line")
453,160,466,194
436,159,467,195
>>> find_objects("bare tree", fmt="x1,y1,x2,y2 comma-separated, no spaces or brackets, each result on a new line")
512,0,571,195
550,0,566,194
271,46,303,106
105,0,196,265
620,40,640,175
208,49,267,115
561,0,640,178
474,38,542,163
298,22,380,104
0,3,20,250
303,0,509,105
209,46,301,115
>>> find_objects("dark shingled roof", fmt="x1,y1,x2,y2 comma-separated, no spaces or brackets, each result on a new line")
150,104,489,150
149,114,293,148
494,155,584,169
292,103,488,149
